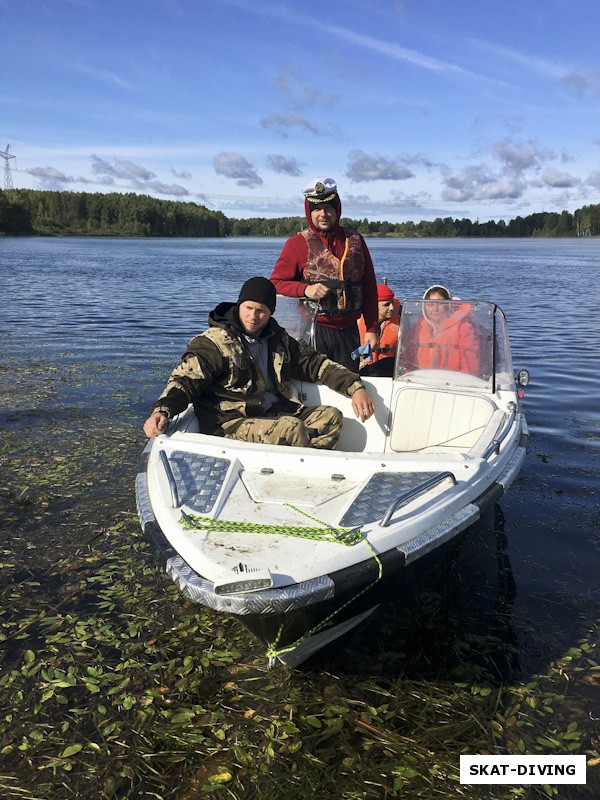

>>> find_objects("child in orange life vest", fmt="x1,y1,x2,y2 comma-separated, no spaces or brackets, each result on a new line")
357,283,401,377
412,285,480,375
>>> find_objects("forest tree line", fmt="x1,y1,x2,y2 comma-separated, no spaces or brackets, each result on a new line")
1,187,600,238
0,189,229,237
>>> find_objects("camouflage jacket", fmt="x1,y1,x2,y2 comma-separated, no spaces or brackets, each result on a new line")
152,302,364,436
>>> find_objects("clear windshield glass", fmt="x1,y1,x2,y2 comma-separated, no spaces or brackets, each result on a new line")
274,295,318,345
394,299,515,391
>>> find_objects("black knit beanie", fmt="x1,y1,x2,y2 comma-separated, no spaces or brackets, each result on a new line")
237,277,277,313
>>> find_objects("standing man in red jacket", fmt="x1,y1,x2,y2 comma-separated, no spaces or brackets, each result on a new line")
270,178,378,372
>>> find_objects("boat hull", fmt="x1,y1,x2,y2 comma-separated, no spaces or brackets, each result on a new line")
135,297,529,667
136,418,527,666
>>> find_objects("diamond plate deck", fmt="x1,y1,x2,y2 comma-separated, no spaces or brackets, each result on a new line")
168,451,231,513
339,471,441,527
166,554,335,614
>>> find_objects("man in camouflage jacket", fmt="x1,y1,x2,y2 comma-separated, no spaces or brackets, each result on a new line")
143,277,375,449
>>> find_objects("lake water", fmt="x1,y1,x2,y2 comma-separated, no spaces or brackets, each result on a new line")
2,235,599,629
1,235,599,797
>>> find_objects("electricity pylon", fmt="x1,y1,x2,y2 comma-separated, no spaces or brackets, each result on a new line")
1,144,16,199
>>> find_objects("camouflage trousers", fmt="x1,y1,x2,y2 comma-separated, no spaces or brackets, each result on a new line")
222,404,343,449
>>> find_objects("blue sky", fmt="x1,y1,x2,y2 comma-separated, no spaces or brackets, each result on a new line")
3,0,600,223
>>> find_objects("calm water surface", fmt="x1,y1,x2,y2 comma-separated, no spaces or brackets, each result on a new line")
2,235,599,674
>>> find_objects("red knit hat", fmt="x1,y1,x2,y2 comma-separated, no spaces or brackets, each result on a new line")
377,284,395,302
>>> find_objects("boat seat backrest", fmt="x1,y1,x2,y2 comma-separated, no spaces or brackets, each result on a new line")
291,378,390,453
390,387,497,453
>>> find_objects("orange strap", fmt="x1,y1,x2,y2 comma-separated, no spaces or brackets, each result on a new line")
338,238,349,309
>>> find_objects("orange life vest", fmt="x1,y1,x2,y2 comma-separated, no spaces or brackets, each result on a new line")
357,315,400,364
414,305,480,374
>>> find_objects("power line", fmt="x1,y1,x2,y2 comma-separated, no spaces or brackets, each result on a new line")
0,144,16,199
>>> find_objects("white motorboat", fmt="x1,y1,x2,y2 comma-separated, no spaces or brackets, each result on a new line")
135,296,529,668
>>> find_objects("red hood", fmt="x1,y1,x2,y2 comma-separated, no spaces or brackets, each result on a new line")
304,194,343,239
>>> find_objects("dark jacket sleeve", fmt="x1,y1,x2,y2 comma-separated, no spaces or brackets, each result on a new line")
151,335,226,418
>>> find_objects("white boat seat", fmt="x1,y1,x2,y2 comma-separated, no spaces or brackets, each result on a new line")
389,387,497,453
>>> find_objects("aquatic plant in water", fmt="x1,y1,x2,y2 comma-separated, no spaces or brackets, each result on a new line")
0,358,598,798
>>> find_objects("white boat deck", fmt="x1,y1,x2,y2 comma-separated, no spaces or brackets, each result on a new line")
145,370,523,588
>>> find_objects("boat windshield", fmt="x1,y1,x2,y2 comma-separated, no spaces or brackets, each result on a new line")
274,295,318,345
394,299,515,391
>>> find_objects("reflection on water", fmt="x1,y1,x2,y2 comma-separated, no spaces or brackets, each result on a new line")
326,504,523,682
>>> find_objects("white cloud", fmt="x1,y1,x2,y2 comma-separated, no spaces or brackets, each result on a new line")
441,165,525,202
87,155,190,195
346,150,414,182
213,152,263,188
266,155,303,176
470,37,600,97
541,169,579,189
273,64,339,109
259,113,338,138
492,140,551,174
25,165,93,189
71,63,134,90
586,171,600,190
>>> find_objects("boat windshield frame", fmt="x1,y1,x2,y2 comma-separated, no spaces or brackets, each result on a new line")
393,299,515,392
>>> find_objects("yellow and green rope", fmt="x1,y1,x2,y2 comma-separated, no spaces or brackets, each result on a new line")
180,502,364,546
179,502,383,664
